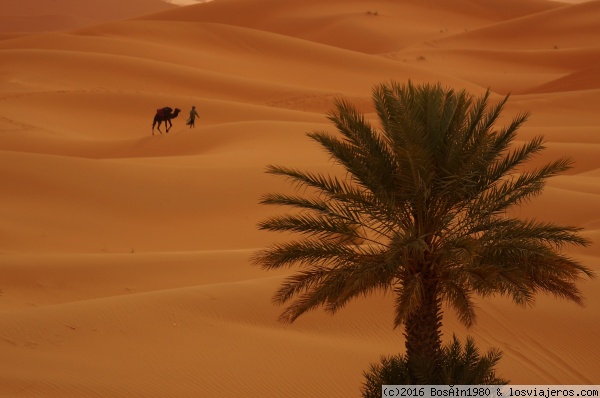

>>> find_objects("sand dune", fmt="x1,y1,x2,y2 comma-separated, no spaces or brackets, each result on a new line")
526,63,600,93
388,0,600,93
416,0,600,51
1,0,599,396
0,0,175,33
138,0,561,53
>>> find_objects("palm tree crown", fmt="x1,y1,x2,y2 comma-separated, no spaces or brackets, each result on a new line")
252,81,593,376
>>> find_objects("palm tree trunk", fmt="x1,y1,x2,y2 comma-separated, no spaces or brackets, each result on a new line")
403,272,443,381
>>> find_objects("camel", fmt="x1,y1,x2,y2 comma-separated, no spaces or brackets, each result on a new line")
152,107,181,135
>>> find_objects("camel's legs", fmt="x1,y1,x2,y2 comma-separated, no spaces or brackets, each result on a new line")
152,118,163,135
152,116,171,135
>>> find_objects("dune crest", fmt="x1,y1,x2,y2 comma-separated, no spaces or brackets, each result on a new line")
0,0,176,34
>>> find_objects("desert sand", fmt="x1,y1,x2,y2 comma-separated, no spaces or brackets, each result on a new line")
0,0,598,396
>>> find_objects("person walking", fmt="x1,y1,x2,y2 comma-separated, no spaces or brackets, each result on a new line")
186,105,200,128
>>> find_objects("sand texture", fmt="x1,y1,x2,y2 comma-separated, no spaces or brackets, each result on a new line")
1,0,599,396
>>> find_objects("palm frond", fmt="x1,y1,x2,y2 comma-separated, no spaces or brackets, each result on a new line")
481,113,536,185
258,212,358,239
393,275,425,326
276,248,396,322
251,239,355,270
265,165,400,222
460,157,573,224
308,130,398,204
440,279,477,327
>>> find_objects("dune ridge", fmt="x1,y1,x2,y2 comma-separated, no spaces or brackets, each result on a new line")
0,0,599,396
0,0,176,33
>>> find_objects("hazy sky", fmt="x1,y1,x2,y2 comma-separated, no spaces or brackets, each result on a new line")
167,0,589,5
167,0,213,5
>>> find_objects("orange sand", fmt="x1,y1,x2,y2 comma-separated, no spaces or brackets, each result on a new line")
0,0,598,396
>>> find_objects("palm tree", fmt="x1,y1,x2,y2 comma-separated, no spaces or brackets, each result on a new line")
361,334,507,395
252,81,593,378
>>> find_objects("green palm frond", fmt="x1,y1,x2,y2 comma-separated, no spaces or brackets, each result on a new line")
273,246,396,322
440,279,477,327
361,335,507,395
251,239,355,270
393,275,425,326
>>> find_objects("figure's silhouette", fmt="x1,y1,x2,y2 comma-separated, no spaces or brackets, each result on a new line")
152,107,181,135
186,105,200,128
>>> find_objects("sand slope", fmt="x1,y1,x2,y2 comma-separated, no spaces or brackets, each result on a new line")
0,0,599,396
0,0,176,34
